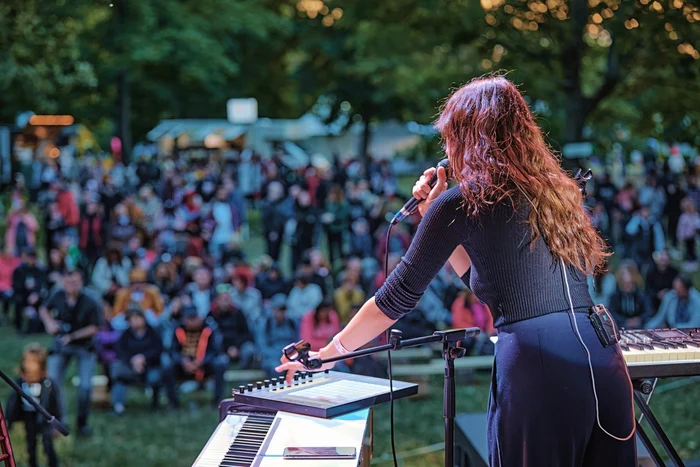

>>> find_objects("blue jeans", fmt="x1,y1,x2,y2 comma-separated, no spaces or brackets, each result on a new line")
47,344,96,427
110,360,162,408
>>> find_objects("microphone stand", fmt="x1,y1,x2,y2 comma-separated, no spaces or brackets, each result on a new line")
0,367,70,437
283,327,480,467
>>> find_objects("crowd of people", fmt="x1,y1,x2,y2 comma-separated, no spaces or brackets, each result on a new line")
586,146,700,329
1,140,700,465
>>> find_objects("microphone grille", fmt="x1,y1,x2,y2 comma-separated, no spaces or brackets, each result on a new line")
437,158,449,169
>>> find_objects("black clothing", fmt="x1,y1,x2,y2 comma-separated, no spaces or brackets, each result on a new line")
262,199,290,261
608,290,653,328
212,309,253,350
12,263,47,332
44,290,101,348
292,205,318,266
5,377,62,428
375,187,593,327
645,265,679,310
115,325,163,366
256,274,290,300
489,312,636,466
6,377,61,467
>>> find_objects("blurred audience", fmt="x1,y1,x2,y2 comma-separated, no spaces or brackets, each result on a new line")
5,139,700,438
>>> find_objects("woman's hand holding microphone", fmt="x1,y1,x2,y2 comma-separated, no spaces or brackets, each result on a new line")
412,165,449,217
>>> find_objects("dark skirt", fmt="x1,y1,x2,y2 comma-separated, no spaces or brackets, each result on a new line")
488,311,637,466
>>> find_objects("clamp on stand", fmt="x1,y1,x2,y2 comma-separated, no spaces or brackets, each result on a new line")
283,327,480,467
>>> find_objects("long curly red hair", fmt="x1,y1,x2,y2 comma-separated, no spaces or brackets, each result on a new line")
435,75,609,275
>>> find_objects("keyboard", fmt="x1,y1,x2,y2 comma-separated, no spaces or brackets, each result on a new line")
621,328,700,379
194,402,371,467
231,370,417,419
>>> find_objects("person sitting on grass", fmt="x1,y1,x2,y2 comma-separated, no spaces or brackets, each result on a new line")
210,291,257,369
258,294,298,377
647,275,700,329
168,305,227,406
110,306,170,416
5,343,61,467
110,267,164,331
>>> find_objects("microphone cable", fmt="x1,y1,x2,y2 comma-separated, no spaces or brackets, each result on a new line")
384,222,399,467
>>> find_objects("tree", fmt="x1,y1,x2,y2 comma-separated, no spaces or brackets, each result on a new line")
0,0,97,122
475,0,700,145
71,0,299,159
291,0,485,165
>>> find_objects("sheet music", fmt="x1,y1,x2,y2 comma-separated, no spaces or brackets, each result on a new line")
258,409,369,467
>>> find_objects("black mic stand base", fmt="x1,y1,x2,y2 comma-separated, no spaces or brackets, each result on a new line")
435,330,468,467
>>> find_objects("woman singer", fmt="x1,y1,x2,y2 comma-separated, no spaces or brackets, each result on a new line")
277,75,636,466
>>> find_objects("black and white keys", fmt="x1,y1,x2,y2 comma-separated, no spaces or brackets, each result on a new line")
193,412,275,467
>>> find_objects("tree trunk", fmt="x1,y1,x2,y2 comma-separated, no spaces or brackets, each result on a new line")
560,0,587,144
114,0,131,164
117,71,131,164
563,92,587,143
359,117,371,175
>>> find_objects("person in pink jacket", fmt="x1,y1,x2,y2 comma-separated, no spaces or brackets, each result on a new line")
451,289,495,336
300,301,340,351
5,198,39,257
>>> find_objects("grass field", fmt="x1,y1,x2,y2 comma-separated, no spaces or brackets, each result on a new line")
1,326,700,466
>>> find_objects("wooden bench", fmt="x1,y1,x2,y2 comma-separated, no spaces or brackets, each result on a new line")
223,369,266,383
392,355,494,397
392,355,494,377
374,347,436,361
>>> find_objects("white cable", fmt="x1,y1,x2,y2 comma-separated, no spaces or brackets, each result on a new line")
561,258,636,441
517,183,635,441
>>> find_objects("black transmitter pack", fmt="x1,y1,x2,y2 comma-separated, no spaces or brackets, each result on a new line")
589,304,620,348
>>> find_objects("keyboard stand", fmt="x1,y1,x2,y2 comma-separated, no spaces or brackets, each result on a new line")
633,379,685,467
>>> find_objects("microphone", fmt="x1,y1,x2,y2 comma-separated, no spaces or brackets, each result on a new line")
391,159,449,225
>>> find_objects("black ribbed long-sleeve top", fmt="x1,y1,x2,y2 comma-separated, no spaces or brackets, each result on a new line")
375,186,593,328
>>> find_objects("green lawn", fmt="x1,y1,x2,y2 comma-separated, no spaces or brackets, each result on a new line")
1,326,700,466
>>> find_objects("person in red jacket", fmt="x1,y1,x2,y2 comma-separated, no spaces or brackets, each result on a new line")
79,199,105,269
52,180,80,228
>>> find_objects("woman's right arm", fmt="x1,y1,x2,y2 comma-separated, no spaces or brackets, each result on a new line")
330,297,396,352
276,297,395,379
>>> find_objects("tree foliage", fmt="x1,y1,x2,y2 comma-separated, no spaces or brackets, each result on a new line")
0,0,97,121
75,0,298,143
475,0,700,145
1,0,699,150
